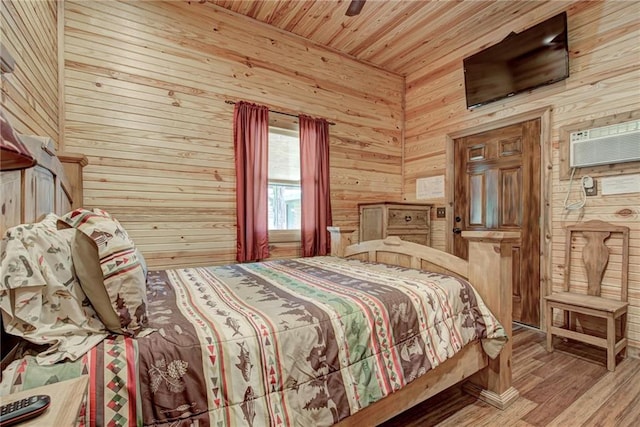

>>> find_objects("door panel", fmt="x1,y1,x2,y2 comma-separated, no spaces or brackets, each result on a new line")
501,167,522,227
454,119,541,326
512,245,523,322
469,174,484,226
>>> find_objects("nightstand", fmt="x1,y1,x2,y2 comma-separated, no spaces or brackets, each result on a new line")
0,376,88,426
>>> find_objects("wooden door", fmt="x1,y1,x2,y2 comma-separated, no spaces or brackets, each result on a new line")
454,119,541,326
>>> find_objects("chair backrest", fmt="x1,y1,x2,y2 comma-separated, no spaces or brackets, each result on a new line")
563,220,630,300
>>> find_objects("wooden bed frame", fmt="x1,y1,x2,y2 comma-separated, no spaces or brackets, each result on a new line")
328,228,519,425
0,135,86,370
0,138,518,425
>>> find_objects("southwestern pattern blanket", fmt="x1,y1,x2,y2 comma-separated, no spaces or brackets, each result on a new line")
0,256,507,426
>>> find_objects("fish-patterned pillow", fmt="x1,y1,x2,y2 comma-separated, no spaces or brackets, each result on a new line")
0,214,107,364
60,208,148,336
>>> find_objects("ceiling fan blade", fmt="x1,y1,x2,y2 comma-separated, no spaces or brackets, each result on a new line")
346,0,366,17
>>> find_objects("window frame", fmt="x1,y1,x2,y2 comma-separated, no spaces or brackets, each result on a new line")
267,124,301,243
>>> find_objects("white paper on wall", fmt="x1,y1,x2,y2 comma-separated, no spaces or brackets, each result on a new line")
600,174,640,195
416,175,445,200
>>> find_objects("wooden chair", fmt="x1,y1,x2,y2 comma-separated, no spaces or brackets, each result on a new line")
545,220,630,371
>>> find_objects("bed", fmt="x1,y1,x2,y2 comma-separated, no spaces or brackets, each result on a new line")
0,126,519,426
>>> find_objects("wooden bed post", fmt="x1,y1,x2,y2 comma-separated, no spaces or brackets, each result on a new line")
58,152,88,209
327,226,356,257
462,230,520,409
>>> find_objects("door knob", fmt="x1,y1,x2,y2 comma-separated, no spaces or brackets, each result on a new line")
453,227,462,234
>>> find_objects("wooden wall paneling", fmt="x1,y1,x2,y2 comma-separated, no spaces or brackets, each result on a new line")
61,0,403,268
403,0,640,350
0,0,59,146
65,1,403,108
57,0,66,151
61,0,400,132
4,1,57,106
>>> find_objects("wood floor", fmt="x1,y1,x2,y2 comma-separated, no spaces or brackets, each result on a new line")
381,324,640,426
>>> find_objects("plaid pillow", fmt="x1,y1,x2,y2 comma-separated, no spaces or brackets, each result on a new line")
60,208,148,336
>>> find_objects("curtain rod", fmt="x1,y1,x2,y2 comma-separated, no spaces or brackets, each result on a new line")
224,100,335,126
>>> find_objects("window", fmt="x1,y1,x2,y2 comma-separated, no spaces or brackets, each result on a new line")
268,127,300,231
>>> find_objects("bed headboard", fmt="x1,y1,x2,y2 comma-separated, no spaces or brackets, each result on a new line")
0,135,87,235
0,125,86,367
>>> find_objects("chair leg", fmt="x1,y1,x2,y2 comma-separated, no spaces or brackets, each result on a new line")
607,314,616,372
621,312,628,359
546,303,554,352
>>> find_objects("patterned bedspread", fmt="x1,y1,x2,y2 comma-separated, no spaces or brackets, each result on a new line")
0,256,506,426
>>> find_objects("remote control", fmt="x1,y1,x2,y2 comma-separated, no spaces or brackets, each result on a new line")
0,395,50,427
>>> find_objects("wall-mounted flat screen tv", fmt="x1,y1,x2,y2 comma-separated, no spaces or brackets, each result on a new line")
464,12,569,109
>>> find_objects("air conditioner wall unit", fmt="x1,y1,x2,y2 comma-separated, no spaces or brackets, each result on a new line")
570,120,640,168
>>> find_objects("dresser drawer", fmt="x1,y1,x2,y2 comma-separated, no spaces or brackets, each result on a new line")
388,208,429,228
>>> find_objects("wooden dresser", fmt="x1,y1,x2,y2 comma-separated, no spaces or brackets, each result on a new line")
359,202,432,246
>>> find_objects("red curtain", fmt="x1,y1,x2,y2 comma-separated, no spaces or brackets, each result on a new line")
234,102,270,262
299,115,332,257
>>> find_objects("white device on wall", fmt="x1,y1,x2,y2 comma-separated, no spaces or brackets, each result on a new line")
569,119,640,168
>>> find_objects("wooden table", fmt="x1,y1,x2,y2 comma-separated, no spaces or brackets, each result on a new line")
0,376,88,426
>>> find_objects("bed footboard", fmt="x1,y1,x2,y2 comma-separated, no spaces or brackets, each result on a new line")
328,227,519,417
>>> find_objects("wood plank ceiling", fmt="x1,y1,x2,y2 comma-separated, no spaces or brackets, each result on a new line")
207,0,553,76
